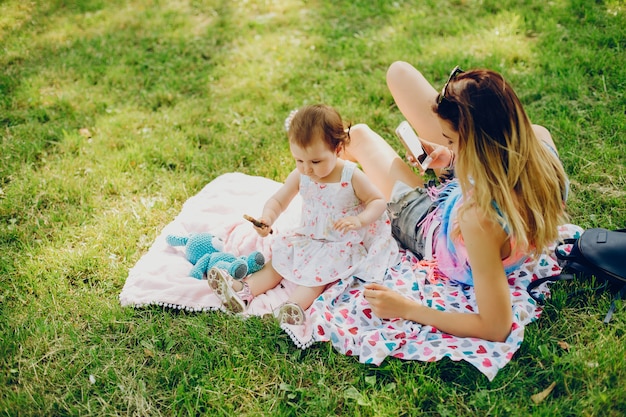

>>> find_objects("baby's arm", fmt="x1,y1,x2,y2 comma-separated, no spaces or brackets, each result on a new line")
255,169,300,237
334,167,387,232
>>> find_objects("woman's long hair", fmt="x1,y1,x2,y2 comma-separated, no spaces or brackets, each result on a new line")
435,69,568,255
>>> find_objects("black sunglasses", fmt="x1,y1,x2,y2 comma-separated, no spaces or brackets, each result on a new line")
437,65,464,104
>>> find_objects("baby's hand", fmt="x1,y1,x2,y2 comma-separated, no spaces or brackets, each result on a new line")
334,215,362,233
244,214,273,237
254,217,273,237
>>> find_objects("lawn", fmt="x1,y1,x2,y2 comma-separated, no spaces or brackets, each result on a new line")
1,0,625,415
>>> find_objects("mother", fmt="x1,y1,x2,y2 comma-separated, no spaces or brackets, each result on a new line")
344,61,569,342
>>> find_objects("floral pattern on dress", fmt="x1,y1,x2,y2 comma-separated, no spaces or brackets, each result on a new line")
272,161,399,287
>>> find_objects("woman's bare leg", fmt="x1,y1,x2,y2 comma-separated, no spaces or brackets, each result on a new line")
341,61,455,199
532,124,558,153
343,123,423,200
386,61,447,146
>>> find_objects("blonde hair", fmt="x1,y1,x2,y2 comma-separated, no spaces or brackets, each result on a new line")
288,104,350,152
435,69,568,255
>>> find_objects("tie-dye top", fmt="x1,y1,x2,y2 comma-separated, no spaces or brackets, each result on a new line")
421,179,528,286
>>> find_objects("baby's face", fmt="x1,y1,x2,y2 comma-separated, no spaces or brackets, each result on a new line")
290,137,337,182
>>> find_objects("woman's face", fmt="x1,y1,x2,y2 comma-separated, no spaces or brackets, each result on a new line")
439,119,460,155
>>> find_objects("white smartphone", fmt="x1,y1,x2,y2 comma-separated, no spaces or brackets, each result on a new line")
395,121,433,170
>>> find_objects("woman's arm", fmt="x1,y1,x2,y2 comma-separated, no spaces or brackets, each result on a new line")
363,207,513,341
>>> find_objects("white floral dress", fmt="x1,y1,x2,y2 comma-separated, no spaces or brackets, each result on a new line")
272,161,399,287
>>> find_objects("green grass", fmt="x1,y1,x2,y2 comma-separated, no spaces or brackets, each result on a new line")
1,0,625,415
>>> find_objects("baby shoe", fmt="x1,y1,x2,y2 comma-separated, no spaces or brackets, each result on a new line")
276,302,305,325
207,267,252,313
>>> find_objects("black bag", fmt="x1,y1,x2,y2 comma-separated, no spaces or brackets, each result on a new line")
527,228,626,323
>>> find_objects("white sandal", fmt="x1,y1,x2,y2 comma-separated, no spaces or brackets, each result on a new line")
207,267,249,313
276,302,305,325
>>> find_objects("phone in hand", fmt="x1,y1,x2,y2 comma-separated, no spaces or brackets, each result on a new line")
395,121,433,170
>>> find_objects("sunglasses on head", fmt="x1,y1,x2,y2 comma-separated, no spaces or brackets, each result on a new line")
437,65,464,104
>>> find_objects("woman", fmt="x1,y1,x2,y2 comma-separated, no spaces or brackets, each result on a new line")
343,61,569,342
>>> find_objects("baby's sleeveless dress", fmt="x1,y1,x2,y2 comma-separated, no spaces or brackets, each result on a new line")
272,160,399,287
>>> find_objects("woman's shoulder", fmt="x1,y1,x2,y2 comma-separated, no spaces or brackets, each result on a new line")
458,204,507,240
456,203,512,263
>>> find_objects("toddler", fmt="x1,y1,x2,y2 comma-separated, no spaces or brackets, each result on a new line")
208,104,399,324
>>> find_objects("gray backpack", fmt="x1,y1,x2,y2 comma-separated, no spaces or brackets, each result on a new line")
527,228,626,323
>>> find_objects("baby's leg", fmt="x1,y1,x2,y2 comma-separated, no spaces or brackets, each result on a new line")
288,284,326,311
275,285,327,325
236,261,283,296
209,262,283,313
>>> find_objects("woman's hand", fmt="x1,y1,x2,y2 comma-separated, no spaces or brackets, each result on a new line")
406,139,453,172
363,283,415,319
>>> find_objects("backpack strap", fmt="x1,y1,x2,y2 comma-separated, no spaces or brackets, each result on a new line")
554,238,579,262
527,237,577,304
527,274,623,323
601,229,626,323
603,285,626,324
526,272,575,305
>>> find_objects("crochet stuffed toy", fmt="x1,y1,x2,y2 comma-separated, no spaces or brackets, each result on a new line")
166,233,265,280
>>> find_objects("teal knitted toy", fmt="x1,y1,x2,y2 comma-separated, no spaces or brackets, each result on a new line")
166,233,223,265
166,233,265,280
205,251,265,280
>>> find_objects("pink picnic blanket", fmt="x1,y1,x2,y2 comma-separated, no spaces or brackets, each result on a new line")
119,172,582,381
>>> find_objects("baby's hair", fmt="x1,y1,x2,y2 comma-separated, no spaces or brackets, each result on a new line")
288,104,350,152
